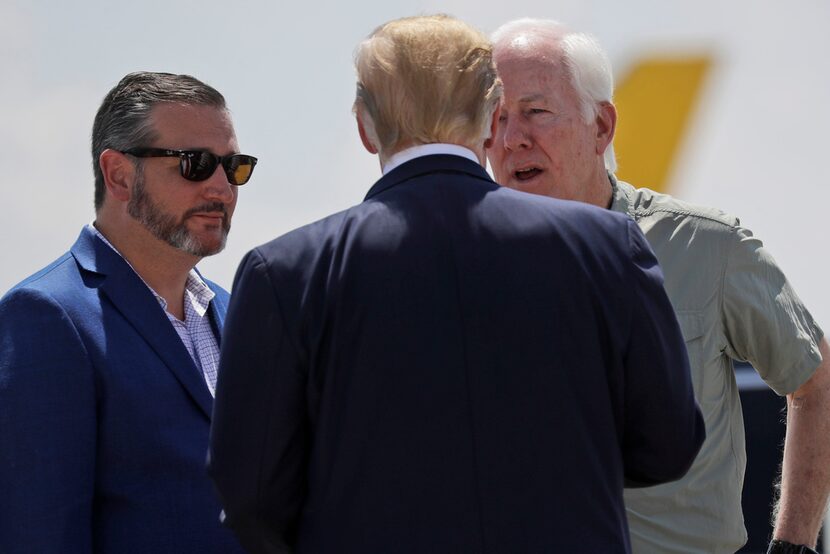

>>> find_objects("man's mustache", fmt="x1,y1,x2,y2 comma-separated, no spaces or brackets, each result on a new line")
184,203,228,219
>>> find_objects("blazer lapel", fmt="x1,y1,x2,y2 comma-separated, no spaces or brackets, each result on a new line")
71,227,214,419
203,278,227,344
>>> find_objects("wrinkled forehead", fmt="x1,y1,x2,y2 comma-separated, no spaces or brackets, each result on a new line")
494,39,567,86
493,43,583,112
494,30,565,66
495,47,569,105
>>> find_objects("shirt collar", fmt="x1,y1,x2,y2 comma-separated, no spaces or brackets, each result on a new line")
182,273,214,317
382,143,480,175
607,172,633,215
87,222,214,316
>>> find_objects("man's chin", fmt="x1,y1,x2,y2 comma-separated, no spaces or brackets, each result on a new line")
188,242,226,257
184,219,231,256
170,229,228,258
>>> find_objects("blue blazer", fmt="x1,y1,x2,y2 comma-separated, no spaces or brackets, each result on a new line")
0,226,245,553
209,155,705,554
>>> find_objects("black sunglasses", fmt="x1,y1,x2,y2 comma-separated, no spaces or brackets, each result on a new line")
123,148,258,186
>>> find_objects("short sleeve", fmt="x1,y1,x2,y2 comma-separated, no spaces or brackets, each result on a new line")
722,225,823,395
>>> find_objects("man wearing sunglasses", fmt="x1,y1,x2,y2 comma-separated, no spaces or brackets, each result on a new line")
208,15,703,553
0,72,255,553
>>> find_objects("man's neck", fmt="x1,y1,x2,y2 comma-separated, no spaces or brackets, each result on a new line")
588,166,614,209
603,172,618,210
93,216,198,320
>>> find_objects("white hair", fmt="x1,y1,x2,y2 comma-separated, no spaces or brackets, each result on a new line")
492,18,617,172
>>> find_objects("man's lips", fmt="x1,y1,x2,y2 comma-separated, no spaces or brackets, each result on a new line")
514,167,544,181
190,213,224,220
188,211,228,229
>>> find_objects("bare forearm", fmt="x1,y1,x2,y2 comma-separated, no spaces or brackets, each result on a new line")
773,338,830,547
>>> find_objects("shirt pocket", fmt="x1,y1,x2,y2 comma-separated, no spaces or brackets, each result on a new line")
675,310,706,401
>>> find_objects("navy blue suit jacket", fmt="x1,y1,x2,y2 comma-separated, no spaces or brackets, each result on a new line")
0,226,245,553
209,155,704,553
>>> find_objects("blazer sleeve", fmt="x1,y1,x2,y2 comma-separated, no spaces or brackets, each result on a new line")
208,249,309,554
620,218,706,487
0,288,97,553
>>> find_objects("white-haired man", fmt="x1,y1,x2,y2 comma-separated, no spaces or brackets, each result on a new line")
487,18,830,554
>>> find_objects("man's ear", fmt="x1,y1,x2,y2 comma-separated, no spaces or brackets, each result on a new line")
99,149,135,203
356,108,379,155
595,101,617,156
483,104,502,150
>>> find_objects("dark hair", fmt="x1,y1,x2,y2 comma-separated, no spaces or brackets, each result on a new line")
91,72,227,211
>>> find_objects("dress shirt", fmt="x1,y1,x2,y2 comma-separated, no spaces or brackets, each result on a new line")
88,223,221,395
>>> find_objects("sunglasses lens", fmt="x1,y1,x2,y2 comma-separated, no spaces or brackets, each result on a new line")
182,152,220,181
224,155,257,185
173,151,256,185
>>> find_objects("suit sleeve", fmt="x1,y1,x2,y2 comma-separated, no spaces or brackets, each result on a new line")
208,249,309,554
620,218,705,487
0,288,96,553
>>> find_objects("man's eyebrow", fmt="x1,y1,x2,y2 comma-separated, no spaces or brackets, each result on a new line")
517,94,547,103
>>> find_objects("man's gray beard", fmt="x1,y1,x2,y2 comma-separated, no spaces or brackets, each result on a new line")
127,173,229,257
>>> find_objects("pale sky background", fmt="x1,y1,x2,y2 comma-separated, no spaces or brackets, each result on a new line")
2,0,828,329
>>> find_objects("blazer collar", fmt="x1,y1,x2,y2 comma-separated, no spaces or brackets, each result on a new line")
364,154,494,201
70,226,215,419
205,280,227,339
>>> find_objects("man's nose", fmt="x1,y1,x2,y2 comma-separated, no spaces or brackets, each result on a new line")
202,166,236,203
502,117,532,151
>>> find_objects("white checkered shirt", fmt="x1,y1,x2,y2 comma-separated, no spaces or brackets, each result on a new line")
89,224,221,396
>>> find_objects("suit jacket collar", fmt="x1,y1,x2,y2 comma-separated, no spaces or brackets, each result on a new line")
205,280,226,341
364,154,494,201
70,226,215,419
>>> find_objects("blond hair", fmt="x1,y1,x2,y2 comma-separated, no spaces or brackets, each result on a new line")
354,14,502,155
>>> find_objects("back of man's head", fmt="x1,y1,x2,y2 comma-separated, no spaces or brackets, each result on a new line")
353,14,502,158
91,72,227,211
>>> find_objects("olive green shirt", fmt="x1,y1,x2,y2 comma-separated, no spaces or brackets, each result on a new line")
612,177,824,553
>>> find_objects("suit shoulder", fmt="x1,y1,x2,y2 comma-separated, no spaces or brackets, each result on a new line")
476,186,630,239
0,262,83,338
250,200,392,274
478,188,639,269
505,186,635,234
257,208,352,257
494,185,621,217
2,252,79,301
